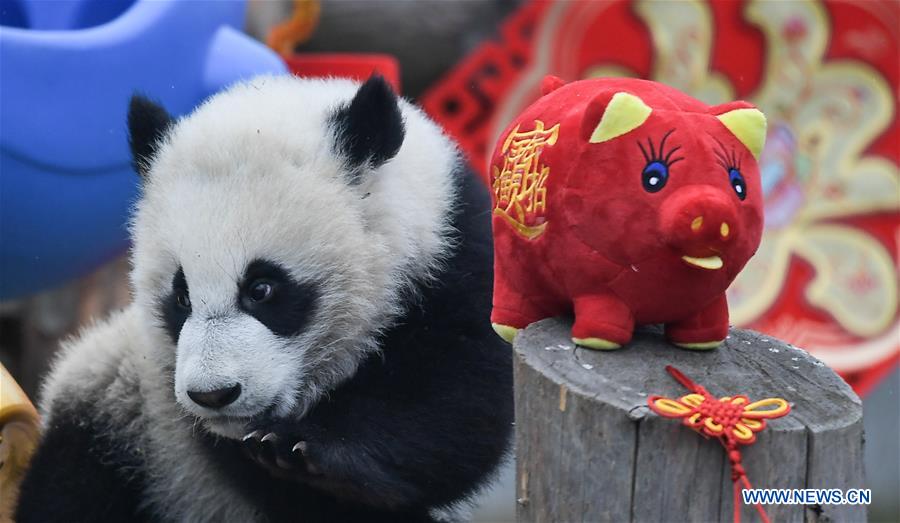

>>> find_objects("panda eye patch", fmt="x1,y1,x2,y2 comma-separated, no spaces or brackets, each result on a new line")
239,259,318,337
172,268,191,309
160,267,191,344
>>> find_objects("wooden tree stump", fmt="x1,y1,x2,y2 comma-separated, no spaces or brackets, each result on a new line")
513,319,865,523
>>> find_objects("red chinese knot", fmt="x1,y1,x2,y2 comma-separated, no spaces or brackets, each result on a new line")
647,366,791,523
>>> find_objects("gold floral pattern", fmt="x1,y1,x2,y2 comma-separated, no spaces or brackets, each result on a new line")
586,0,899,370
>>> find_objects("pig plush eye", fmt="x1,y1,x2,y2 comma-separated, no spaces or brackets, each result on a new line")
712,137,747,201
642,161,669,192
728,168,747,200
638,130,683,194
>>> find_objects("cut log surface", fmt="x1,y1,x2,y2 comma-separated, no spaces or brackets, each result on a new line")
513,318,865,523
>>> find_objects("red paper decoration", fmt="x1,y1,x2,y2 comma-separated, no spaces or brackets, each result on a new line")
423,0,900,395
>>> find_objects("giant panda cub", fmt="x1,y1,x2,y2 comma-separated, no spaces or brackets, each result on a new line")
16,75,513,522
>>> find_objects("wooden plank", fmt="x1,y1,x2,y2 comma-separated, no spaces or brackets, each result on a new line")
718,414,808,523
515,348,562,521
634,412,724,522
515,333,637,522
804,413,866,522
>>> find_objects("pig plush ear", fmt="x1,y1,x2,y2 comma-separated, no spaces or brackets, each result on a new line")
715,103,767,160
540,75,566,95
584,92,653,144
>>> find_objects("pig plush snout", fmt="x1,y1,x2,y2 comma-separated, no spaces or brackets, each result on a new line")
659,185,738,258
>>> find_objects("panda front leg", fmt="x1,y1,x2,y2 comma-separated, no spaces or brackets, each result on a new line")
241,415,426,510
241,422,330,481
16,407,147,521
239,329,512,514
242,405,454,521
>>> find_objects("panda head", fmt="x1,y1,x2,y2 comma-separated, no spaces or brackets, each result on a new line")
127,76,458,438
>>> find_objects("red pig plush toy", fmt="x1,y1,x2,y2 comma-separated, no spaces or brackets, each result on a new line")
489,76,766,350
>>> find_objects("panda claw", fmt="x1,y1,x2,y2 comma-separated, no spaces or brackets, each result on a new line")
244,430,317,475
242,431,263,455
291,441,321,474
242,430,263,442
241,431,264,464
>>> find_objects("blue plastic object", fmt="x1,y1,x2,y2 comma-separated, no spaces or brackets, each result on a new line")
0,0,286,299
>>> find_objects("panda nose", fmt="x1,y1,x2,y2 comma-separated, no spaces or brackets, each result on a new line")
187,383,241,409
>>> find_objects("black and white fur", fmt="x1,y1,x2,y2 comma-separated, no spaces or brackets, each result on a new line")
16,75,512,522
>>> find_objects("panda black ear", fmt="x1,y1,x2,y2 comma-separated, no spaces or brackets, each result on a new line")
330,75,405,184
128,94,174,178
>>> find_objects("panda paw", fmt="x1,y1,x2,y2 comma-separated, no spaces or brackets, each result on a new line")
241,429,322,479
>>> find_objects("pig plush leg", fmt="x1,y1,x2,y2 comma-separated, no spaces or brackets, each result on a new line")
491,279,554,343
665,294,729,350
491,297,551,343
571,294,634,350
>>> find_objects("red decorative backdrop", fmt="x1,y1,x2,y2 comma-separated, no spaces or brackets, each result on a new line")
423,0,899,395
